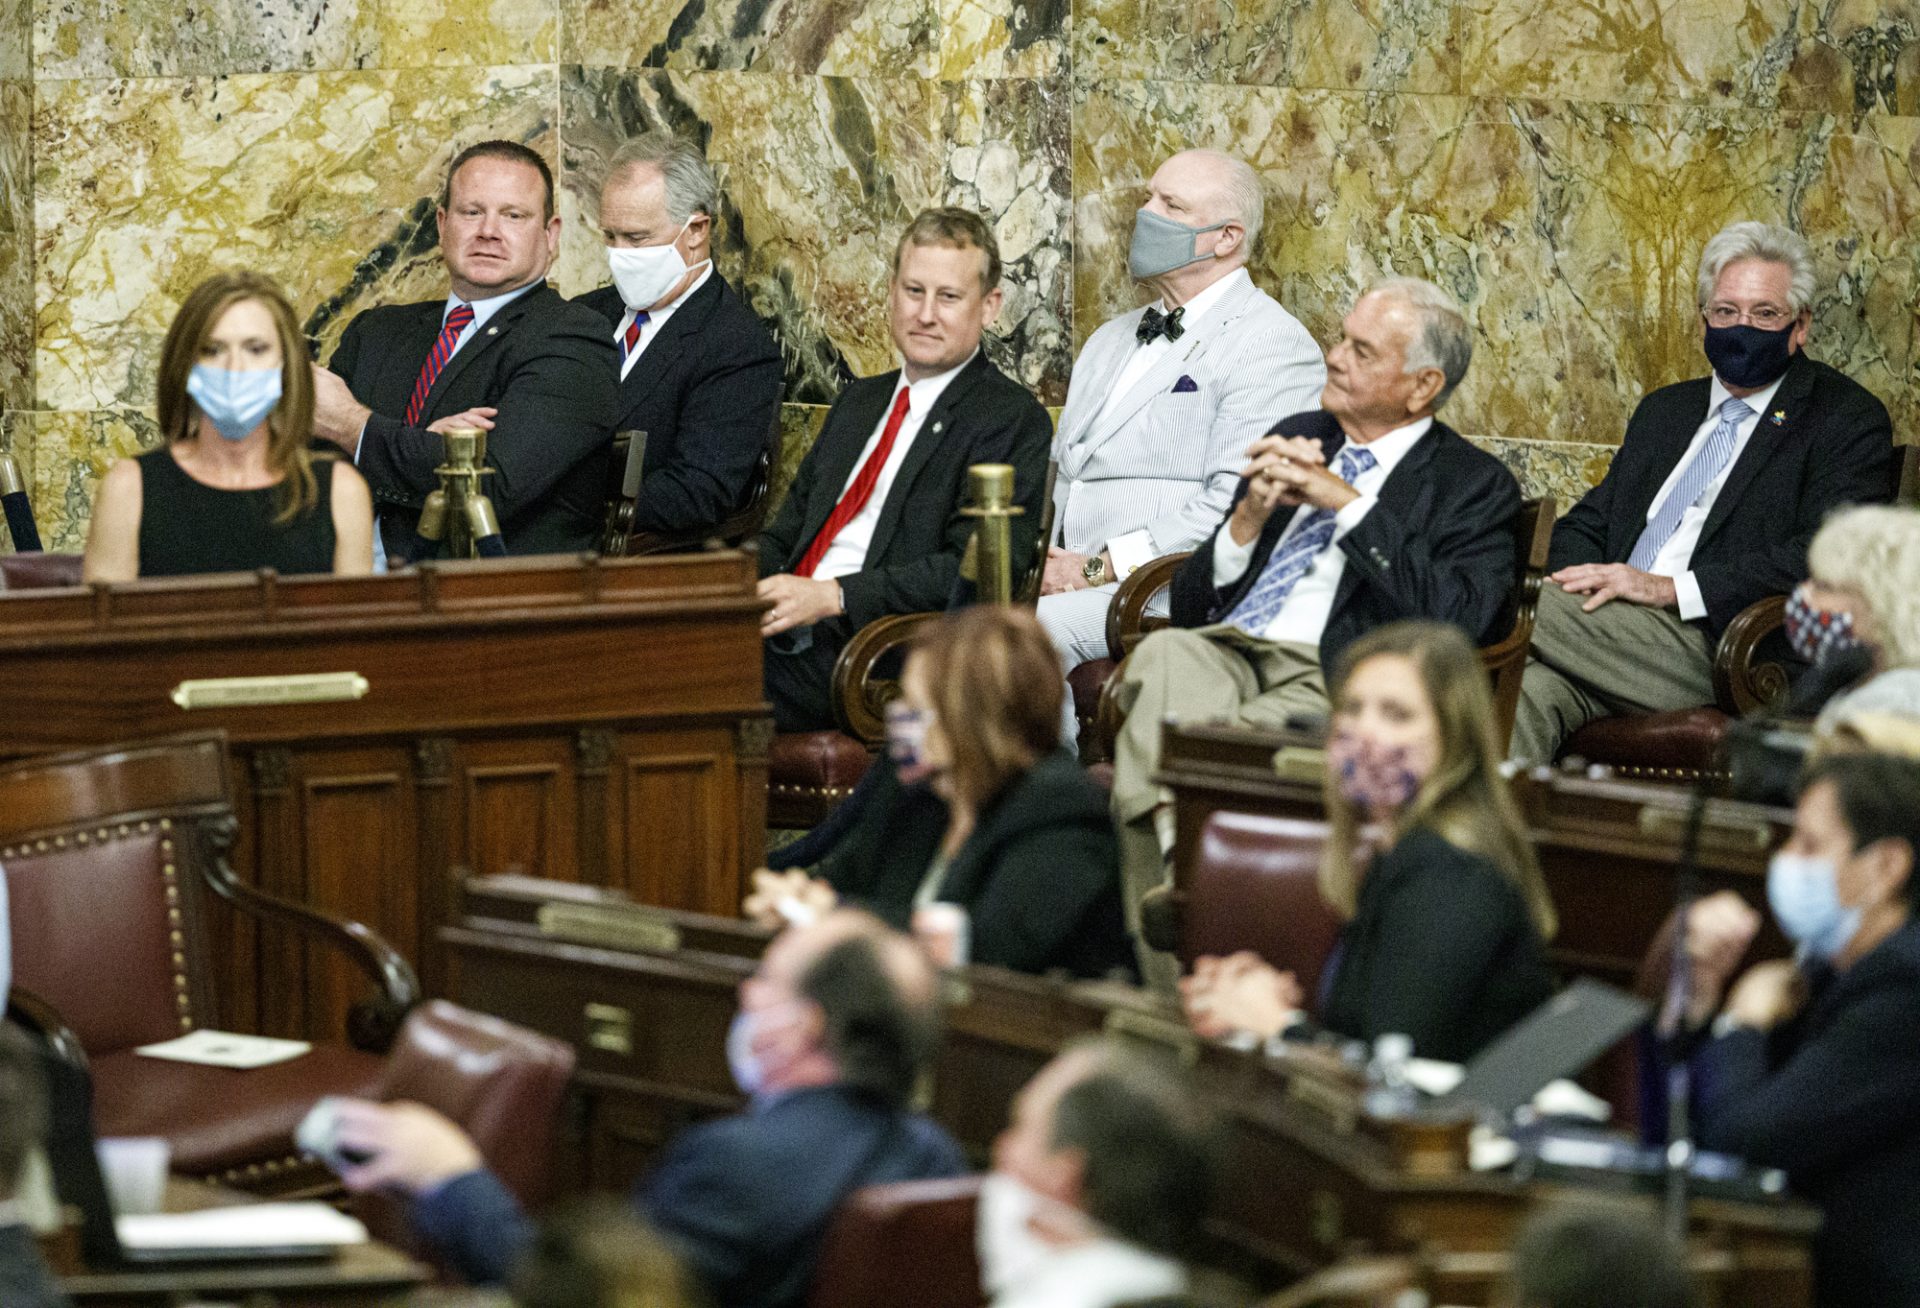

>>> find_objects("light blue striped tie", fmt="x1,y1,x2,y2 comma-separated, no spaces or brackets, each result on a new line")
1627,396,1752,571
1223,444,1376,637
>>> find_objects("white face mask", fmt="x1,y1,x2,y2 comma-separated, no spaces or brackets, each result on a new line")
976,1172,1079,1298
606,218,708,311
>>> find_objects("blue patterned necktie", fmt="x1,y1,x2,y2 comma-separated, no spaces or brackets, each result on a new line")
1223,443,1378,637
1627,396,1753,571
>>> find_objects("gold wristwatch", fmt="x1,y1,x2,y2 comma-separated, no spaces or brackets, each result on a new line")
1082,554,1109,586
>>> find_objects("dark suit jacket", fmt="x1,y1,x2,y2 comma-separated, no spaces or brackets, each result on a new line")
1320,825,1555,1063
759,351,1052,639
1550,354,1897,640
1696,919,1920,1308
411,1085,966,1308
328,282,620,558
0,1225,67,1308
1169,409,1523,669
576,274,784,537
819,750,1135,980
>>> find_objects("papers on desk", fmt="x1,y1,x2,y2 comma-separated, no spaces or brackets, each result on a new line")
135,1030,312,1069
117,1202,368,1255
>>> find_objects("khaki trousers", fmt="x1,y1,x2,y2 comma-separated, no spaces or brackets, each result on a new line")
1109,626,1327,991
1510,581,1715,764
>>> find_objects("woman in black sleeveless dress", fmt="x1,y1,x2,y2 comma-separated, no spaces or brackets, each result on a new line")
83,271,373,580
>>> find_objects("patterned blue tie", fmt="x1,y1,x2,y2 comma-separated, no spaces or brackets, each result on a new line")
1223,444,1377,637
1627,396,1753,571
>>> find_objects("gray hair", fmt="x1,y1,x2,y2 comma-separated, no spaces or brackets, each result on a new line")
1696,221,1816,316
1176,148,1264,258
604,132,718,226
1369,276,1473,409
1809,505,1920,668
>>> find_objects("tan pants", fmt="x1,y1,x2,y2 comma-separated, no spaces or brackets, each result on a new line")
1510,581,1715,764
1109,626,1327,991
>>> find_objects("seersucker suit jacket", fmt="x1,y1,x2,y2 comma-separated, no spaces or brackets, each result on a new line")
1050,270,1326,572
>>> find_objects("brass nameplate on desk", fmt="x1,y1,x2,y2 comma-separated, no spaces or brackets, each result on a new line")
1272,745,1326,784
170,672,370,710
538,901,682,954
1102,1007,1200,1066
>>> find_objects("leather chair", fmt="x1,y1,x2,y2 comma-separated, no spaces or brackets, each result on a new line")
602,386,787,557
1143,812,1341,1003
0,732,419,1194
808,1175,984,1308
0,553,83,590
767,463,1059,831
355,999,577,1258
1079,497,1559,763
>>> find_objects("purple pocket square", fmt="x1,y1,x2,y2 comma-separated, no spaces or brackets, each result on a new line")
1171,375,1199,393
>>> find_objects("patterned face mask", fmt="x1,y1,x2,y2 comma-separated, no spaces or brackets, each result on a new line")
1785,583,1863,666
1327,729,1425,814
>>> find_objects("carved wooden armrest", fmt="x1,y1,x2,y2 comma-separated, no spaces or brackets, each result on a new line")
6,987,87,1069
1711,594,1790,716
1103,551,1193,662
199,816,420,1052
831,611,945,745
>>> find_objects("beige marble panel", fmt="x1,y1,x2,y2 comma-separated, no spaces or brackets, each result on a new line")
8,408,160,551
0,0,28,80
372,0,558,69
1075,0,1459,94
560,0,939,76
935,0,1068,79
557,68,1073,405
34,66,556,413
1460,0,1920,114
0,79,29,412
1468,435,1615,507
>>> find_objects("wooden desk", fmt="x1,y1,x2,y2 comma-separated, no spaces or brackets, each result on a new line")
57,1180,429,1306
443,880,1819,1306
0,554,769,1040
1155,723,1792,987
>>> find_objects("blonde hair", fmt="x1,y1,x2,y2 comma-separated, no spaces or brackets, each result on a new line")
156,271,322,525
1319,621,1556,939
1808,504,1920,668
907,606,1061,811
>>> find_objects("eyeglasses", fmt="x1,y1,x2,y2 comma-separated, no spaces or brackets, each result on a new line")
1704,303,1795,330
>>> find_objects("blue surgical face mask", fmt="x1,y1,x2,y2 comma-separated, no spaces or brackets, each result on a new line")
187,365,282,443
1767,851,1862,963
1128,207,1229,281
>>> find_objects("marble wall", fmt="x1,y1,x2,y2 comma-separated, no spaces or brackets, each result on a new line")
7,0,1918,549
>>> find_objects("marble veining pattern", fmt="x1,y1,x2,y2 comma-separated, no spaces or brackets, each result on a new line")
0,78,30,415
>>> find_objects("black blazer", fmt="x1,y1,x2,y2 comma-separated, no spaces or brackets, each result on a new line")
0,1225,65,1308
1550,354,1897,640
1321,825,1555,1063
328,282,621,558
758,352,1052,635
1169,409,1523,670
575,274,785,537
1696,919,1920,1308
818,751,1135,980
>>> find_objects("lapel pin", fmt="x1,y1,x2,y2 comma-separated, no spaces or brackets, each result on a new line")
932,421,944,434
487,326,498,336
1770,409,1786,425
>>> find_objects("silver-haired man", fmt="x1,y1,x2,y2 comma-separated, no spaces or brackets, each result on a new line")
1107,277,1522,987
576,131,783,541
1510,221,1899,764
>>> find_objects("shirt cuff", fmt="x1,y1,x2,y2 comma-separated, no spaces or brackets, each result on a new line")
1104,529,1156,582
1212,527,1257,589
1673,570,1706,622
1331,492,1377,539
350,417,369,465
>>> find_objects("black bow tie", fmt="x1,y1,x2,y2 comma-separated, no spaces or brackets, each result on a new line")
1136,305,1185,345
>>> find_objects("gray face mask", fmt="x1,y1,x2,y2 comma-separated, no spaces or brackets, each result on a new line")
1128,207,1229,280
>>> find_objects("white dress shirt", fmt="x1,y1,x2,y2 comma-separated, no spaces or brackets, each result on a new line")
1098,268,1253,579
1212,417,1433,645
1641,372,1785,622
990,1236,1186,1308
810,351,976,581
614,263,713,382
360,278,544,573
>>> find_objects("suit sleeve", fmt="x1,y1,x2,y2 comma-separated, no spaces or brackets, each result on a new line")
1694,387,1897,632
1695,967,1920,1174
1128,321,1325,559
1547,398,1644,572
634,1128,765,1297
1336,453,1523,644
631,335,785,536
1168,478,1251,628
355,312,620,523
759,415,829,578
836,392,1052,628
326,315,364,383
408,1169,533,1286
966,814,1120,973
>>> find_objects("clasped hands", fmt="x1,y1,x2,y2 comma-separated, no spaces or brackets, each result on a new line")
1677,890,1806,1033
1229,435,1358,544
1180,951,1307,1042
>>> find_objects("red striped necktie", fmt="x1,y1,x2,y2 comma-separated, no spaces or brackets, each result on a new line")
795,386,913,578
619,311,651,363
405,302,475,427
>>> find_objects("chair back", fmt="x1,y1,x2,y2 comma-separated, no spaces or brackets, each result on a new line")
1014,459,1059,606
808,1175,984,1308
0,735,233,1055
0,553,84,590
1180,813,1342,1010
1478,496,1556,751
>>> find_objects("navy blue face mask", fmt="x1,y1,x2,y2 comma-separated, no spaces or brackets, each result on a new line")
1702,321,1797,390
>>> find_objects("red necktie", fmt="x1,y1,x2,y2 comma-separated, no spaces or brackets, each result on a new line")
619,310,651,362
795,386,913,578
405,302,475,427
